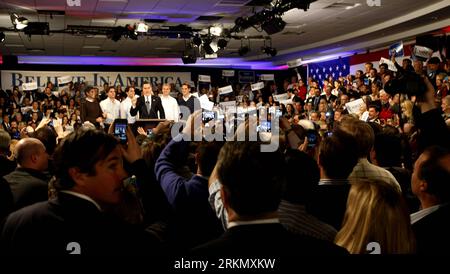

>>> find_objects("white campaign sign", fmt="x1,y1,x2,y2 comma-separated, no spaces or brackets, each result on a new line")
273,94,288,102
1,70,191,91
345,98,365,114
198,75,211,82
199,94,214,111
57,75,73,85
287,58,302,68
251,82,264,91
218,85,233,95
222,70,235,77
260,74,274,81
379,58,398,72
22,82,38,91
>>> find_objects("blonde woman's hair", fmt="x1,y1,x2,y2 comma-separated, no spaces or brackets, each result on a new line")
335,179,416,254
401,100,414,119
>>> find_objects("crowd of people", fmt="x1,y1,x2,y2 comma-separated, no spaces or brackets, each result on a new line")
0,55,449,260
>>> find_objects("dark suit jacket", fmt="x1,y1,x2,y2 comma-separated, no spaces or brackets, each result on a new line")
412,203,450,255
0,192,163,255
3,168,49,211
308,183,351,230
192,223,348,260
130,95,165,119
0,156,16,178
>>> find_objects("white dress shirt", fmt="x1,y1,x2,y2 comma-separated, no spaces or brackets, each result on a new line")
120,95,139,124
100,98,121,124
160,94,180,122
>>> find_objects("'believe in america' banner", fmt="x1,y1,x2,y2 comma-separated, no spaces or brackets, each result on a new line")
1,70,191,91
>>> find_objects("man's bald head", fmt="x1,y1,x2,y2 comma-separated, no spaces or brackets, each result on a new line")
15,138,48,171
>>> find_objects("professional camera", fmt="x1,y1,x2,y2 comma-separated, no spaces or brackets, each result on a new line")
383,70,427,98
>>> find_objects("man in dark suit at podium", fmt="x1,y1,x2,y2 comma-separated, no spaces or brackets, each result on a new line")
130,82,165,119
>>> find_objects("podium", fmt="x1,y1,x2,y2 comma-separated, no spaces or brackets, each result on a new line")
134,119,167,134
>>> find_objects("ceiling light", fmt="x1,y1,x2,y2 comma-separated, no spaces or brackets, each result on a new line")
0,32,5,43
136,22,148,33
209,26,222,36
11,13,28,30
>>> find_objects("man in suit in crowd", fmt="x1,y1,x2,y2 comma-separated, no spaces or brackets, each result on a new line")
0,128,171,255
192,141,348,263
130,82,165,119
0,129,15,222
2,138,50,212
411,146,450,255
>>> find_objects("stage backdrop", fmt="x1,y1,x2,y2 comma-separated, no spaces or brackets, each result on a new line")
1,70,191,91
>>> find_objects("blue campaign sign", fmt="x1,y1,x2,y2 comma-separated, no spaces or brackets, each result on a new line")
389,41,404,57
238,71,255,83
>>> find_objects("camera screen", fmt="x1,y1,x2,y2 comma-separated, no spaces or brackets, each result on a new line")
307,131,317,147
114,123,127,142
257,121,271,133
202,111,216,123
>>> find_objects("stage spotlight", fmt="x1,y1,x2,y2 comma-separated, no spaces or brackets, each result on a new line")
181,52,197,64
217,38,228,49
238,45,250,56
262,46,277,57
136,22,148,33
192,35,202,47
11,13,28,30
261,17,286,35
209,26,222,36
0,32,5,42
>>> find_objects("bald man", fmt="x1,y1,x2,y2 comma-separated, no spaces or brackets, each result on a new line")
2,138,50,210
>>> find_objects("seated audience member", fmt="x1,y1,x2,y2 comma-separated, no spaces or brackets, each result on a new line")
0,128,170,255
308,130,358,230
2,138,50,211
335,179,416,254
339,117,401,191
193,142,348,260
410,146,450,255
279,149,338,242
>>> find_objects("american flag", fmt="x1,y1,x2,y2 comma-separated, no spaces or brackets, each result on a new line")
308,57,350,87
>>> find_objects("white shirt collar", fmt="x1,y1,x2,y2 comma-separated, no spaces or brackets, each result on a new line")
411,204,444,224
60,190,102,211
227,218,279,229
183,94,191,101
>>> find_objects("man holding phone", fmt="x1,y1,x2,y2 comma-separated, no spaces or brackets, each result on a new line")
130,82,165,119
